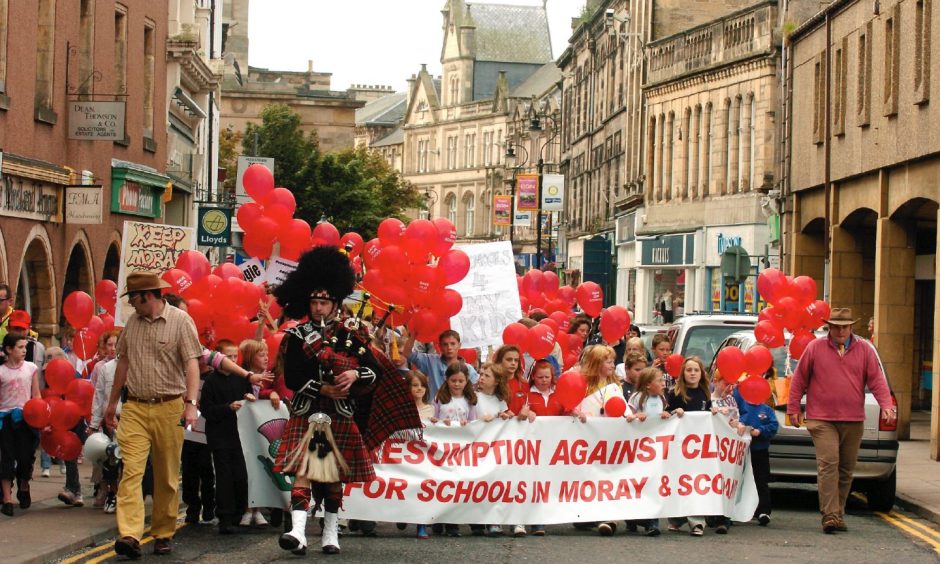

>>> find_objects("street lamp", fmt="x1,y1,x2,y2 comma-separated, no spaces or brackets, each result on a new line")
529,106,560,269
423,188,439,220
504,141,529,246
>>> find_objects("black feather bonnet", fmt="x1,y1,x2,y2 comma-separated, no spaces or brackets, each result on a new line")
274,246,355,319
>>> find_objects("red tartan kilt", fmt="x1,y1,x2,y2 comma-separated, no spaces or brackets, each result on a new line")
273,415,376,483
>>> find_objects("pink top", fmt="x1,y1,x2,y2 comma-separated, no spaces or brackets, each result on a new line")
788,336,892,421
0,361,38,412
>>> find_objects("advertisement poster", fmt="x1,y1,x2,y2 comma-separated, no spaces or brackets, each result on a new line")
516,174,539,211
115,221,195,326
493,195,512,226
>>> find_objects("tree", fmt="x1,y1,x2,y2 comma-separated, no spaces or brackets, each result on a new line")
238,104,422,240
218,126,243,194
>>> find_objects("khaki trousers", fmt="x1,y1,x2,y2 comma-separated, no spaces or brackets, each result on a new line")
806,419,864,519
116,399,185,540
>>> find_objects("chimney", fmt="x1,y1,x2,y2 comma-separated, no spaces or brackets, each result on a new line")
307,59,314,73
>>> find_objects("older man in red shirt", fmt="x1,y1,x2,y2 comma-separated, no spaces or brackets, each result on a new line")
787,307,896,534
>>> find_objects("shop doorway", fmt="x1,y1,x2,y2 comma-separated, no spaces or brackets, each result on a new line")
62,239,94,326
103,242,120,282
16,237,56,340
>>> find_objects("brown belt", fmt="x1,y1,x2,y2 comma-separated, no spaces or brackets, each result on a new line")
126,394,182,404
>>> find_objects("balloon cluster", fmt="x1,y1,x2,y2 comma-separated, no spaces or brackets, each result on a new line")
163,250,275,346
66,288,117,361
358,217,470,342
754,268,828,360
234,164,312,261
23,358,94,461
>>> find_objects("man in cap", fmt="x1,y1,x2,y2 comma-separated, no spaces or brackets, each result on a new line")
104,272,202,558
787,307,896,534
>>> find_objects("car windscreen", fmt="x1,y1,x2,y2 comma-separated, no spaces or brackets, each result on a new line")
681,325,755,366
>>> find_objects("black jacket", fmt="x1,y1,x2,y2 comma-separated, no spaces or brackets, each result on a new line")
200,370,252,450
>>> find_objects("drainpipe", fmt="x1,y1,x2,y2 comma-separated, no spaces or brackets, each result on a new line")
823,12,832,302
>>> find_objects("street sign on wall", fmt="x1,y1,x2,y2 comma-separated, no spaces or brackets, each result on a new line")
197,206,232,247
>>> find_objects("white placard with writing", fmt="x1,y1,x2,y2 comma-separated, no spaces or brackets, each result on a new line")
265,256,298,287
239,258,267,285
541,173,565,212
448,241,522,349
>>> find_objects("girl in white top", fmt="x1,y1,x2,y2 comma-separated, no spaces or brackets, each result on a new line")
0,334,41,516
408,370,435,422
572,345,625,420
475,363,510,421
431,361,477,425
626,367,672,422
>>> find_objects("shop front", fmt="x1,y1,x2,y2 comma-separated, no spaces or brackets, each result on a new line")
703,224,769,314
636,232,697,324
110,159,170,221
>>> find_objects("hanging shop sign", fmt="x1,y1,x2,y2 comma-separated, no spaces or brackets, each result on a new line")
0,175,62,222
111,160,169,219
541,173,565,211
197,206,232,247
493,195,512,226
68,101,126,140
236,156,275,201
65,185,103,224
516,174,539,211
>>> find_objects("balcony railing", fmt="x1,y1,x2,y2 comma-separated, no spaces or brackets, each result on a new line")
646,2,777,86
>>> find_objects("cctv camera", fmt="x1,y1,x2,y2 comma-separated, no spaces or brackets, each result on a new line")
605,8,615,19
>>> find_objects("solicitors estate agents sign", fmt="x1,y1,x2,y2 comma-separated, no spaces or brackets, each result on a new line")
68,101,126,140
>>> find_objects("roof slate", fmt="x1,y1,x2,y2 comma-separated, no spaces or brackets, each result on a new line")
468,3,552,64
355,92,407,126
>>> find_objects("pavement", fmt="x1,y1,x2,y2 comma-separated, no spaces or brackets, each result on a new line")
4,412,938,563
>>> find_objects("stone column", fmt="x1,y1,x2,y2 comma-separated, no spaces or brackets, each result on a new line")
873,217,916,439
654,115,663,202
729,97,740,193
741,96,752,191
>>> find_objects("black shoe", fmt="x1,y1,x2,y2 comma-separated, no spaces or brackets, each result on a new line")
432,523,444,535
114,536,142,560
1,503,13,517
646,527,661,537
219,522,235,535
322,544,340,555
715,524,728,534
292,546,307,556
184,513,200,525
359,520,377,537
202,508,216,523
16,489,30,510
396,522,407,530
625,521,638,533
758,514,771,527
269,508,283,528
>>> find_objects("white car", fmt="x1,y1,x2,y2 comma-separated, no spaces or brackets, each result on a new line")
711,330,898,512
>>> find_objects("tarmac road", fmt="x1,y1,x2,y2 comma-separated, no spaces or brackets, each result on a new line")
56,486,940,563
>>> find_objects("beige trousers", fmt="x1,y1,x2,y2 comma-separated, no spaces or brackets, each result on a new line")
806,419,864,519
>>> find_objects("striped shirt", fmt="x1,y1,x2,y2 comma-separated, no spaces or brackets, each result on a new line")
116,302,202,398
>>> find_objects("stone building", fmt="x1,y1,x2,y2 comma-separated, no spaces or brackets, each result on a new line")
219,0,364,151
0,0,170,340
785,0,939,446
637,0,780,323
354,92,406,149
400,0,556,252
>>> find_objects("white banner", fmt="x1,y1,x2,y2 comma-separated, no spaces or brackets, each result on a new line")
541,173,565,212
237,401,292,509
448,241,523,349
340,413,758,524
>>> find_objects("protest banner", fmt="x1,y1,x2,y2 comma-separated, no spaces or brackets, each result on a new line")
448,241,522,349
237,401,292,509
115,221,194,326
340,413,757,524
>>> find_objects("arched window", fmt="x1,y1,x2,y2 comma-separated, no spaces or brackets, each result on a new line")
463,192,475,237
446,193,457,226
449,75,459,105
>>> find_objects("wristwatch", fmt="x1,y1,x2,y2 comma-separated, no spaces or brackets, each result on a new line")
184,398,198,406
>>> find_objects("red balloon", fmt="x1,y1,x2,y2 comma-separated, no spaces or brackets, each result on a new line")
65,379,95,415
439,288,463,318
402,219,437,260
539,318,559,333
264,187,296,216
160,268,193,296
604,396,627,418
50,400,82,432
265,332,285,369
243,164,274,202
807,300,831,324
776,296,803,331
527,324,556,359
311,222,340,247
41,430,83,462
280,218,312,246
378,218,406,246
542,271,560,298
437,249,470,286
739,375,772,405
789,330,816,360
186,298,211,332
459,348,478,366
45,358,75,395
757,268,787,306
23,398,51,429
599,305,630,343
175,250,211,282
98,312,115,333
74,329,98,361
549,311,570,331
94,279,117,315
340,232,365,257
792,276,818,307
430,218,457,257
664,353,684,378
408,308,446,343
377,245,406,277
242,232,274,260
754,319,785,348
555,370,587,411
236,201,264,231
557,286,576,305
502,322,529,349
85,316,104,337
362,238,382,269
63,291,94,329
213,263,244,281
252,216,280,243
716,347,746,384
522,270,544,294
576,282,604,317
744,345,773,377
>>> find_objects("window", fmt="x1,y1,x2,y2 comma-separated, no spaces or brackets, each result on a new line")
483,131,492,166
463,193,475,237
114,7,128,98
143,23,155,139
417,139,429,173
813,53,826,144
464,133,475,168
446,135,457,170
78,0,94,96
833,39,846,136
704,102,713,197
0,0,7,94
857,23,872,126
35,0,56,114
883,5,900,117
496,130,502,165
449,75,459,105
446,193,457,226
914,0,931,105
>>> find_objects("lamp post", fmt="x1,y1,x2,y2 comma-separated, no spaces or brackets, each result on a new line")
504,142,529,247
529,111,559,269
423,188,439,220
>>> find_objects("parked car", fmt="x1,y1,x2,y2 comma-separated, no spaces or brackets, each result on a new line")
666,312,758,366
710,330,898,512
636,324,668,351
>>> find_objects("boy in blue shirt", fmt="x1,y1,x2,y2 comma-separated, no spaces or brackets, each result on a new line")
738,398,779,526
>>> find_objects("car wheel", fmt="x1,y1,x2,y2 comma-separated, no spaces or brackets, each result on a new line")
866,469,896,512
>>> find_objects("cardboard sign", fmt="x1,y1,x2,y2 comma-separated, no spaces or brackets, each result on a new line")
265,256,298,287
448,241,522,349
239,258,267,285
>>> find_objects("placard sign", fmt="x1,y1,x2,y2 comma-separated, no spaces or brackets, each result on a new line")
448,241,522,349
65,185,103,224
115,221,195,326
